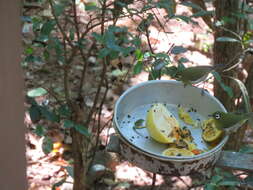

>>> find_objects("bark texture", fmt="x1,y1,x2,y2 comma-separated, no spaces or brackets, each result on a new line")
213,0,243,150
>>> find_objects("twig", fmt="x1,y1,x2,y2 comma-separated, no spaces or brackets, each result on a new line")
48,0,74,48
177,176,191,189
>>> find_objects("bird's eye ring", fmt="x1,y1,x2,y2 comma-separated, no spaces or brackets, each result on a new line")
214,113,221,120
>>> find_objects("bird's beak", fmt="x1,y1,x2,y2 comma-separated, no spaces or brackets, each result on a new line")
207,114,212,117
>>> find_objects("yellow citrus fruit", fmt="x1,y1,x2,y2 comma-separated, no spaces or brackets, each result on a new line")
162,147,194,156
202,118,223,143
146,103,180,143
178,107,195,126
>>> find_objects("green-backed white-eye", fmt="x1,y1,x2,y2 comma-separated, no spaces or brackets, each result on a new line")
211,111,253,134
176,65,224,86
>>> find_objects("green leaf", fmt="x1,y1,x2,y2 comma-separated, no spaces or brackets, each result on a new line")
181,1,203,11
204,184,219,190
155,53,170,60
35,125,46,137
85,2,98,11
134,119,144,126
25,47,34,55
216,37,240,43
43,50,50,61
41,20,55,36
42,137,53,154
153,59,166,71
64,166,74,178
135,49,143,60
69,28,75,41
229,77,251,113
239,145,253,153
54,3,65,17
212,72,233,98
191,10,214,18
211,175,223,184
164,66,178,77
63,120,75,129
27,87,47,97
133,61,143,75
74,124,90,137
171,15,197,24
52,178,66,190
148,69,161,80
218,180,239,186
29,105,41,122
92,32,104,43
98,48,110,58
178,57,189,63
171,46,187,55
39,106,59,122
111,69,127,77
58,105,71,117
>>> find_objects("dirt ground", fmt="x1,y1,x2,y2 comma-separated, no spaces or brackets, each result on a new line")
23,2,251,190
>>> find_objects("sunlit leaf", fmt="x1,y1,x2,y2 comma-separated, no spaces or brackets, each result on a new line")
85,2,98,10
133,61,143,75
111,69,127,77
25,47,34,55
27,87,47,97
42,137,53,154
216,37,240,43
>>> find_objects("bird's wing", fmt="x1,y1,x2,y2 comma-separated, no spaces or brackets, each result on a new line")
224,119,248,135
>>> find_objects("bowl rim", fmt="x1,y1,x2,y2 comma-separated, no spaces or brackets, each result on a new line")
113,80,229,161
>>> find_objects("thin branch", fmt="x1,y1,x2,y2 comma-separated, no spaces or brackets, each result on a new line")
78,42,96,98
48,0,74,48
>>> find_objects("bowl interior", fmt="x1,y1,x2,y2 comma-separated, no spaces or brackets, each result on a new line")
114,80,228,161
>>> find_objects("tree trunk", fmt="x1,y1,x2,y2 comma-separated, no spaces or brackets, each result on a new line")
72,106,91,190
213,0,242,150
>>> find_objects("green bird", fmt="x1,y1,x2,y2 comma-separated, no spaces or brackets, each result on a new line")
176,65,224,86
211,111,253,134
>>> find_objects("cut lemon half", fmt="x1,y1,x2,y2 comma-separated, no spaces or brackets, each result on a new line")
162,147,194,156
178,107,195,126
202,118,223,143
146,103,180,143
